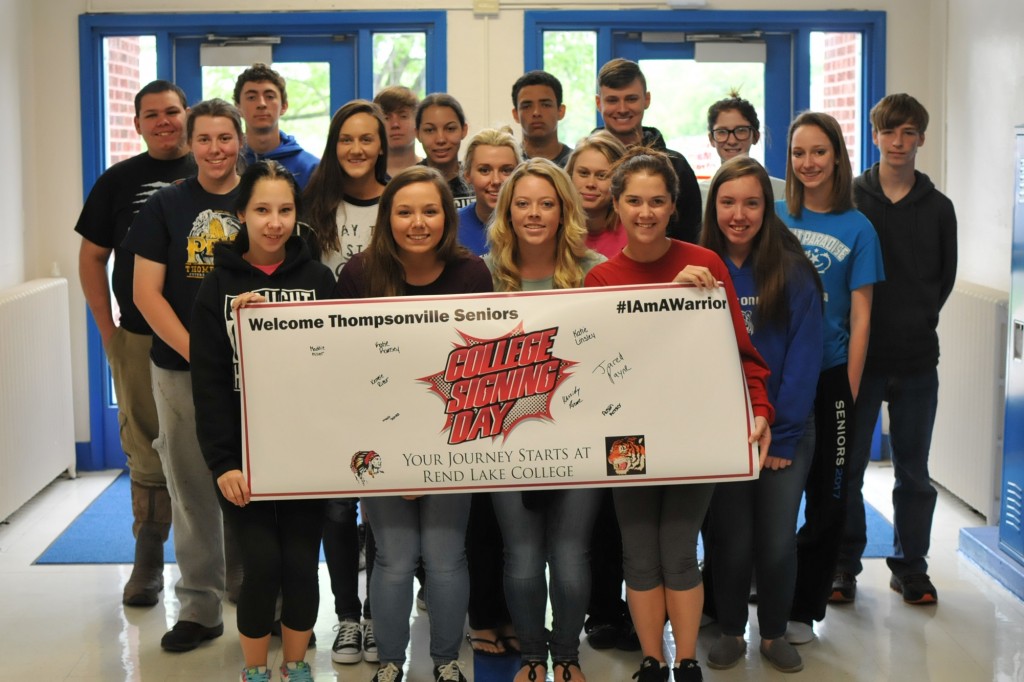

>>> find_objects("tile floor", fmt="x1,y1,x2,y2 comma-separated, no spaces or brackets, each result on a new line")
1,463,1022,681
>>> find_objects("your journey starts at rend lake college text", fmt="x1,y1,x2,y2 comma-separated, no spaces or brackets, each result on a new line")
405,447,591,483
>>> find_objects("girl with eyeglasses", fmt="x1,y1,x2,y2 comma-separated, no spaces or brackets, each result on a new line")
699,92,786,214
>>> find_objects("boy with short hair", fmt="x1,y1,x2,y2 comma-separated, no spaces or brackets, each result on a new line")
835,93,957,605
374,85,422,176
595,58,702,243
512,70,572,167
75,80,193,609
233,63,319,188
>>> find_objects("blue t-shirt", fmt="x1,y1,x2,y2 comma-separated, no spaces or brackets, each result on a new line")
726,256,822,460
457,203,489,256
776,201,884,370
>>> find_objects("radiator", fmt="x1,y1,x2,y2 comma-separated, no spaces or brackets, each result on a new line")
0,278,76,522
932,281,1008,521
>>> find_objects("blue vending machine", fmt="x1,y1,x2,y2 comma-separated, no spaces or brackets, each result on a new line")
1002,125,1024,565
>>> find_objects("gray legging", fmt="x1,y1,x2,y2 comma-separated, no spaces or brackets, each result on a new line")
613,483,715,591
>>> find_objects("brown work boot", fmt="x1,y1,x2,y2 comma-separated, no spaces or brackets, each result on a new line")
123,482,171,606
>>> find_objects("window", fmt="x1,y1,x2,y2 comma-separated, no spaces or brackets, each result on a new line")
528,11,885,176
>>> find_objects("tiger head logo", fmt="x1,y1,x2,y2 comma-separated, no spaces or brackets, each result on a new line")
606,435,646,476
350,450,383,485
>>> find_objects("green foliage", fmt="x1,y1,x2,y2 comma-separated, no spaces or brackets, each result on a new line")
373,32,426,96
542,31,598,146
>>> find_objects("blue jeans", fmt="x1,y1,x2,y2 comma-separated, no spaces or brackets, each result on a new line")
363,494,471,665
711,419,814,640
839,368,939,577
492,489,601,662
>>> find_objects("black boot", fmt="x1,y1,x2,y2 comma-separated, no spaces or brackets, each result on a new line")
123,483,171,606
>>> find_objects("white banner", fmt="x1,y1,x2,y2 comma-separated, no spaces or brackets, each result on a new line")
236,283,758,499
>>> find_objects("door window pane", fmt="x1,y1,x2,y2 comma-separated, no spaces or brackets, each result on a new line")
810,32,862,176
640,59,765,181
373,32,427,97
202,62,331,158
102,36,156,167
542,30,597,148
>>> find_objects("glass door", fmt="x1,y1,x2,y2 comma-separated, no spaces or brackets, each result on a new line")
612,32,791,180
174,35,357,157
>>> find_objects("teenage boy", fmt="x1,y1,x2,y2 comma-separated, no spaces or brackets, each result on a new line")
374,85,423,176
74,80,195,607
233,63,319,188
595,58,702,243
834,94,957,605
512,70,572,167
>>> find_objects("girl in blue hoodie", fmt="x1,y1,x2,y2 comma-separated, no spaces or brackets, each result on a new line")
701,156,823,674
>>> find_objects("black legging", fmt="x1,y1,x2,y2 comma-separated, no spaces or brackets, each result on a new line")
220,494,326,638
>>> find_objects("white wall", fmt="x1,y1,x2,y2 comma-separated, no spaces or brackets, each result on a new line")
25,0,1012,450
944,0,1024,291
0,0,28,290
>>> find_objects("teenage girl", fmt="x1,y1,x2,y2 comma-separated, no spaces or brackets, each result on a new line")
700,92,785,213
457,126,522,255
485,158,605,682
584,147,773,682
456,125,524,656
564,131,634,650
415,93,474,208
335,165,493,682
566,131,628,259
700,156,823,674
302,99,389,664
776,112,884,644
190,161,335,682
304,99,390,278
125,98,246,654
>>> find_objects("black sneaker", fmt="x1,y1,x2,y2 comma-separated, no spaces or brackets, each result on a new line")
160,620,224,652
632,656,669,682
583,615,619,650
672,659,703,682
830,571,857,603
890,573,938,604
433,660,467,682
332,620,363,664
616,620,641,651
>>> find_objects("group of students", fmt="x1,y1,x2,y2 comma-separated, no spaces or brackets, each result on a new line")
75,55,956,682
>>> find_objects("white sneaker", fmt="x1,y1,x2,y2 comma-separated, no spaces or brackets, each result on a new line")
331,620,363,664
784,620,815,645
362,619,379,663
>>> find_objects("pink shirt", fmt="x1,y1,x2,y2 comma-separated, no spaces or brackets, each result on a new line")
585,223,628,259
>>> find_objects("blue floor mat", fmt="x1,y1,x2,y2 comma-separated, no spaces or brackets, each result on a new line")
33,472,894,564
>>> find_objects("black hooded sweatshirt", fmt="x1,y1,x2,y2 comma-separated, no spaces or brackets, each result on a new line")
853,164,957,374
190,232,336,479
593,125,703,244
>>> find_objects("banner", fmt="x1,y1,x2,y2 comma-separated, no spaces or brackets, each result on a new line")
236,283,758,499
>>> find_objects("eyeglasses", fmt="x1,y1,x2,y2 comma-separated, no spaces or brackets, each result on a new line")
711,126,755,143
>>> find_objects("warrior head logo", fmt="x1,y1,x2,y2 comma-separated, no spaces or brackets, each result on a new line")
350,450,383,485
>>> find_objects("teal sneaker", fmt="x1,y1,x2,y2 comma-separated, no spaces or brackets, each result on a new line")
240,666,271,682
280,660,314,681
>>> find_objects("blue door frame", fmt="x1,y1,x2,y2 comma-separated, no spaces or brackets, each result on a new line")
523,10,886,177
77,11,447,471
